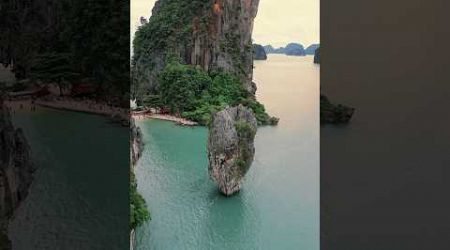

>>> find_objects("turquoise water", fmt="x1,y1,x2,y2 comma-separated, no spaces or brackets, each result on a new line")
136,55,320,250
8,107,129,249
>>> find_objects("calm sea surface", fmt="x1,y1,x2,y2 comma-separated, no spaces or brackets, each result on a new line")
135,55,320,250
8,107,129,249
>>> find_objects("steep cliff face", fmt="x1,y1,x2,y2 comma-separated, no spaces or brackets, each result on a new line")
133,0,261,98
0,102,33,248
0,105,33,219
207,105,257,196
130,119,144,166
129,120,141,250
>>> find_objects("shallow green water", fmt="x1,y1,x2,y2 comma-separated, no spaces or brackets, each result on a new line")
135,55,319,250
8,107,129,249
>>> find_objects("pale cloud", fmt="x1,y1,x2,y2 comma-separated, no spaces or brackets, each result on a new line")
131,0,319,49
254,0,320,47
130,0,156,38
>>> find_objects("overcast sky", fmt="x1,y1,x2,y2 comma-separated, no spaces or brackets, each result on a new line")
131,0,319,48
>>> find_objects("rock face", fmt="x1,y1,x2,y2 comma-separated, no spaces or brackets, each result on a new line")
305,44,320,55
207,105,257,196
320,94,354,124
133,0,261,98
253,44,267,60
314,47,320,64
130,119,144,166
0,101,33,248
129,119,142,250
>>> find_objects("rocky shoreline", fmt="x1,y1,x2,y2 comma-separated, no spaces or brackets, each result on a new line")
130,119,150,249
132,111,198,126
5,98,129,126
0,100,34,249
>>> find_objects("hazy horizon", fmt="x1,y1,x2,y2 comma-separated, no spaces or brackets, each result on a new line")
131,0,319,48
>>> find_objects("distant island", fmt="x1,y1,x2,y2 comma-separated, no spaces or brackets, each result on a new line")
253,44,267,60
263,43,320,57
263,43,305,55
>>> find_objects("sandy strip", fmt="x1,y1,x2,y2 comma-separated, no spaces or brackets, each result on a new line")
5,98,197,126
132,113,198,126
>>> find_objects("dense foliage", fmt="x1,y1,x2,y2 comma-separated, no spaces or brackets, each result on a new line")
0,0,130,105
130,171,150,230
29,52,78,96
133,0,208,57
132,0,211,99
145,61,278,126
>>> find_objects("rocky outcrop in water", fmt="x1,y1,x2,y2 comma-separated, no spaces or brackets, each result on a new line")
133,0,261,97
314,47,320,64
0,101,33,248
305,44,320,55
320,94,354,124
208,105,257,196
253,44,267,60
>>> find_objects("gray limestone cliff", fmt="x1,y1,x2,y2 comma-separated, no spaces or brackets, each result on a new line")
133,0,261,99
130,119,144,166
207,105,257,196
0,101,34,249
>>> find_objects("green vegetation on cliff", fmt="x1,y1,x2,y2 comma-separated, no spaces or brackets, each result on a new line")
235,119,257,175
133,0,208,56
132,0,212,99
130,171,150,230
144,61,278,126
1,0,130,105
132,0,277,126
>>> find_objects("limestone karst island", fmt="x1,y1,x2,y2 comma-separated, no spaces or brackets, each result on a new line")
131,0,320,249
